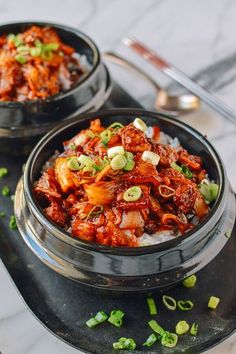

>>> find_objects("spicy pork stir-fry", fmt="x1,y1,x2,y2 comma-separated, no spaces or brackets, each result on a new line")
34,118,219,247
0,25,87,101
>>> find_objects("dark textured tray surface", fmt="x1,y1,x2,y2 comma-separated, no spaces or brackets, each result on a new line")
0,82,236,354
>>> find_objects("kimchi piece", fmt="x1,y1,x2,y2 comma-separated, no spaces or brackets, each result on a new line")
34,117,219,247
0,25,88,101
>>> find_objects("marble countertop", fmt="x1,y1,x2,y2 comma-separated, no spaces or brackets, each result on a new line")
1,0,236,353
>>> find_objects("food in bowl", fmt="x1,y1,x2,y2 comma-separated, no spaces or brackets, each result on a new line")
34,117,219,247
0,25,90,101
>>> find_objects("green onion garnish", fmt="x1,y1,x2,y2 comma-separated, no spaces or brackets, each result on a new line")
108,122,124,130
85,206,103,221
208,296,220,309
86,311,108,328
170,162,182,172
113,337,136,350
111,155,127,171
0,211,6,217
44,43,59,51
15,54,27,64
2,185,10,197
148,320,165,336
30,47,42,57
67,157,83,171
162,295,177,311
10,194,15,202
143,333,157,347
123,186,142,202
100,129,112,145
178,300,194,311
86,130,96,139
123,152,135,171
146,296,157,315
108,310,124,327
68,143,76,151
161,332,178,348
7,33,23,47
199,182,219,202
190,323,198,336
0,167,8,178
170,162,192,179
182,274,197,288
175,320,190,335
9,215,17,230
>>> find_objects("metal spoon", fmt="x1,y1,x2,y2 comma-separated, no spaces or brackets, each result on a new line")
103,51,200,115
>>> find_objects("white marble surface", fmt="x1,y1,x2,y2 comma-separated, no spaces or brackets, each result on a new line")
1,0,236,353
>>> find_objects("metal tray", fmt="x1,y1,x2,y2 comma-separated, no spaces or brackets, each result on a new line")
0,81,236,354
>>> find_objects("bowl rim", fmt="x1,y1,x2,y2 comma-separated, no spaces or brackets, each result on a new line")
0,21,101,107
24,108,228,255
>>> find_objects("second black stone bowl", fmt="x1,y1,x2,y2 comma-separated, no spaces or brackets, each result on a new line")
0,21,111,154
15,109,235,291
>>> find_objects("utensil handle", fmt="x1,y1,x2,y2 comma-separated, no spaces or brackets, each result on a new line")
164,65,236,125
123,37,236,125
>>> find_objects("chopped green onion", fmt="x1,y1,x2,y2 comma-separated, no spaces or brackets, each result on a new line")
133,117,147,132
123,186,142,202
181,164,193,179
30,47,42,57
171,162,182,172
108,122,124,130
83,166,96,175
175,320,190,335
148,320,165,336
178,300,194,311
146,296,157,315
67,157,83,171
35,39,43,48
17,45,29,53
208,296,220,309
142,151,160,166
8,33,23,47
15,54,27,64
86,130,96,138
124,152,135,171
123,159,135,171
0,211,6,217
111,155,127,170
162,295,177,311
190,323,198,336
41,50,53,61
44,43,59,51
10,194,15,202
199,182,219,202
9,215,17,230
2,185,10,196
100,129,112,145
113,337,136,350
0,167,8,178
143,333,157,347
182,274,197,288
78,154,94,167
86,311,108,328
68,143,76,151
108,310,124,327
85,206,104,221
107,146,125,159
161,332,178,348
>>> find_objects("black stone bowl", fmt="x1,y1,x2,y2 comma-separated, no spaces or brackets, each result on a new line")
0,21,111,155
15,109,235,292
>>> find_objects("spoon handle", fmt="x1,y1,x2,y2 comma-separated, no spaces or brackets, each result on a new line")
103,51,161,91
123,37,236,125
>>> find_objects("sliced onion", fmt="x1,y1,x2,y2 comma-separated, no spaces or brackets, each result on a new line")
158,184,175,198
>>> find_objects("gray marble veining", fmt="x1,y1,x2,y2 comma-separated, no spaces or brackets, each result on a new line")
0,0,236,353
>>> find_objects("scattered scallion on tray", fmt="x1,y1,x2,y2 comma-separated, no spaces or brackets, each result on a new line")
2,185,10,197
190,322,198,336
143,333,157,347
9,215,17,230
108,310,124,327
113,337,136,350
175,320,190,335
86,311,108,328
208,296,220,309
178,300,194,311
162,295,177,311
146,296,157,315
0,167,8,178
182,274,197,288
